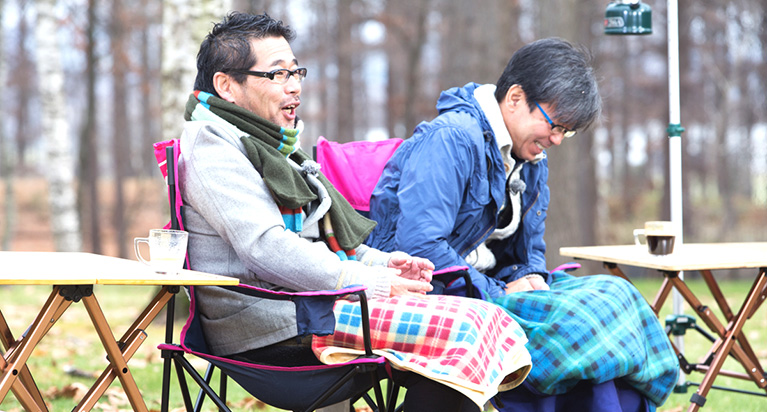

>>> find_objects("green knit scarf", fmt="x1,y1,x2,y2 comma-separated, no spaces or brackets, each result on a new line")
185,91,376,250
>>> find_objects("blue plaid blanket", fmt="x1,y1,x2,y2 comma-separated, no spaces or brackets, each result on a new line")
492,272,679,407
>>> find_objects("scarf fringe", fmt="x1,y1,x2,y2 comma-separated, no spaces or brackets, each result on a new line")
323,215,356,261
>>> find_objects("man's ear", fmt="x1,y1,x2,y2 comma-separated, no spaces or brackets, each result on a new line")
504,84,526,113
213,72,237,103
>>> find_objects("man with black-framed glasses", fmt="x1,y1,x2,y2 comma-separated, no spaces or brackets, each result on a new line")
368,38,678,411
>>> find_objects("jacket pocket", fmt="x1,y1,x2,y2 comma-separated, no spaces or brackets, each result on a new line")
467,172,490,207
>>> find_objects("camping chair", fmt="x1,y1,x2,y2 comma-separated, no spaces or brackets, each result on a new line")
313,136,477,298
313,136,403,217
153,139,399,412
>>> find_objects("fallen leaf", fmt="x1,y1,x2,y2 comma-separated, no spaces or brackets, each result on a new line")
105,387,129,406
44,382,89,400
230,397,269,410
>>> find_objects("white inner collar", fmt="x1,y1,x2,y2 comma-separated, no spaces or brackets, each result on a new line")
473,84,512,159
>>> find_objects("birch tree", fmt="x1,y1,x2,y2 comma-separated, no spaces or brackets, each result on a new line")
162,0,233,142
34,0,82,252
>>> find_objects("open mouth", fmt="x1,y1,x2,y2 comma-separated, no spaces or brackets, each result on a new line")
282,104,297,117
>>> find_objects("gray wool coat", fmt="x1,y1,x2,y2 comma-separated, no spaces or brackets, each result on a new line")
178,120,393,356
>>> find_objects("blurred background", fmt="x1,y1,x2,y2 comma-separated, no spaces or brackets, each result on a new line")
1,0,765,277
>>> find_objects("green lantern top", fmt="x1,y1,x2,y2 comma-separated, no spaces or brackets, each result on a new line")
604,0,652,35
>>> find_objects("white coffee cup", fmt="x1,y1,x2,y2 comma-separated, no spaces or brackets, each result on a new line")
633,221,676,255
134,229,188,274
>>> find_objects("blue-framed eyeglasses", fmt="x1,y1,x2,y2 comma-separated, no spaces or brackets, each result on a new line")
225,67,307,85
534,102,577,138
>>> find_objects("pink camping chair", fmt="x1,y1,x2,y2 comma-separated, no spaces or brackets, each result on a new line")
314,136,403,217
313,136,479,298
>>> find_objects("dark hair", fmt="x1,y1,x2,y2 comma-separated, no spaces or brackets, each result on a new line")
194,12,296,96
494,38,602,131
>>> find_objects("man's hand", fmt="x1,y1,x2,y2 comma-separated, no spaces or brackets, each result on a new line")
389,273,434,297
505,274,549,294
388,251,434,284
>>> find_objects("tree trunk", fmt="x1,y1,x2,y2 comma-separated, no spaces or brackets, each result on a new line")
13,12,33,171
79,0,101,254
440,0,521,89
335,0,355,142
111,0,129,257
313,0,331,142
232,0,274,13
0,0,14,250
161,0,231,142
401,2,429,136
35,0,82,252
140,0,160,175
538,0,598,269
380,0,432,138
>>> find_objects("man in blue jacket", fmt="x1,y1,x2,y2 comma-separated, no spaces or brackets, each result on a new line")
368,38,679,411
368,38,598,298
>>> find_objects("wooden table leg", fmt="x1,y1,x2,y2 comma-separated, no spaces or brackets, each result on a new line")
747,269,767,317
602,262,632,282
0,310,49,411
73,286,174,412
79,293,148,412
651,276,674,316
686,270,767,411
699,270,733,320
0,352,48,411
0,287,71,403
699,269,765,379
668,274,765,382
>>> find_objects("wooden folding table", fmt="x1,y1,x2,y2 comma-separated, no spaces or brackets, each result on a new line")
0,251,238,411
560,242,767,411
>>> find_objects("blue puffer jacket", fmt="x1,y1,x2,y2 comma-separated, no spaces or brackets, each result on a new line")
367,83,550,299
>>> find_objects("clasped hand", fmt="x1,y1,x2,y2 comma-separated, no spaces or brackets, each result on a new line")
387,251,434,297
505,274,549,294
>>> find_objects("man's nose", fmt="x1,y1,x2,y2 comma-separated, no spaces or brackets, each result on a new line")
549,131,564,146
284,75,302,93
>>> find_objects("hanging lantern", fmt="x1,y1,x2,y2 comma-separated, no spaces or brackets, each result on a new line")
604,0,652,35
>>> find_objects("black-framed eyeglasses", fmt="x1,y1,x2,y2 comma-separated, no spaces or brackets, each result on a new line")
225,67,307,84
534,102,577,138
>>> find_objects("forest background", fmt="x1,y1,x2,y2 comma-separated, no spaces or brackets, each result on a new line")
1,0,766,279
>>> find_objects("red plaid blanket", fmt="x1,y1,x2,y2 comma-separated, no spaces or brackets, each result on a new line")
312,295,531,407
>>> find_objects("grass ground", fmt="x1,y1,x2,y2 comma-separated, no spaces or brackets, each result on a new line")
0,276,765,411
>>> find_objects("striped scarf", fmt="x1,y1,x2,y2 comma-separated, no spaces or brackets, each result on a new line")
185,91,375,259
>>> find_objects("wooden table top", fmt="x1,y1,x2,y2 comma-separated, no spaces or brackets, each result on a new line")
560,242,767,272
0,251,239,286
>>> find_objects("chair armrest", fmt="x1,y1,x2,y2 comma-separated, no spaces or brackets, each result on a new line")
550,262,581,273
432,266,475,299
216,284,376,357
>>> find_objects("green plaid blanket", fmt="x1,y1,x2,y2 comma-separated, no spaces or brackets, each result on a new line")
492,272,678,407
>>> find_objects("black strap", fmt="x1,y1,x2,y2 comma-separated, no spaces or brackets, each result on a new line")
690,392,706,406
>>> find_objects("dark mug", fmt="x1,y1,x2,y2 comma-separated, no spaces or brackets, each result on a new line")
634,221,676,255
